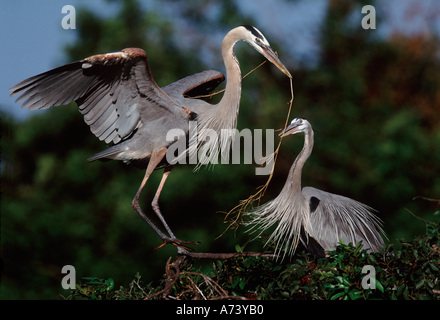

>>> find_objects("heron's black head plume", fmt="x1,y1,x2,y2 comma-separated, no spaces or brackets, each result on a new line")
242,25,265,39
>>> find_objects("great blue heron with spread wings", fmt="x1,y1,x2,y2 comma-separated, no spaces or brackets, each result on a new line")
10,25,292,252
246,118,386,259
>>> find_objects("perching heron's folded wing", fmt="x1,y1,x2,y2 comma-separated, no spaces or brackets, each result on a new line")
301,186,386,252
9,48,189,144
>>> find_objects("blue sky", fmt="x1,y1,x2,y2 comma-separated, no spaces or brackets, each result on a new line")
1,0,117,119
1,0,439,120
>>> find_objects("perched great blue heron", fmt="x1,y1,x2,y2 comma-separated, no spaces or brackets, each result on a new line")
246,118,386,259
10,25,291,252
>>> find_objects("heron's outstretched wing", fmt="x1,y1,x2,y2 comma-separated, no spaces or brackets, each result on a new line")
9,48,189,144
301,187,386,252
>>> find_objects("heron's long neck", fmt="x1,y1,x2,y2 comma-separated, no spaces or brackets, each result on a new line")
218,34,242,123
288,129,314,195
191,32,243,167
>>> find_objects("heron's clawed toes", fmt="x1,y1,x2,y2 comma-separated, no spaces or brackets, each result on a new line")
154,237,200,252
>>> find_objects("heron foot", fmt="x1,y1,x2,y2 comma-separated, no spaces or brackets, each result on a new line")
154,237,200,252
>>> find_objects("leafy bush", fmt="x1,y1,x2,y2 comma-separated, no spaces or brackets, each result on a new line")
63,209,439,300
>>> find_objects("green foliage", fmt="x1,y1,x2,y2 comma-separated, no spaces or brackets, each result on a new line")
63,210,439,300
68,277,115,300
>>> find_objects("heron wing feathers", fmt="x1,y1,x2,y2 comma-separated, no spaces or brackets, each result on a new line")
162,70,225,100
9,48,187,144
301,186,385,251
10,61,88,109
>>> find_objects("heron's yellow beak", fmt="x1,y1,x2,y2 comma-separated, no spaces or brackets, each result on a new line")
262,46,292,79
279,122,300,137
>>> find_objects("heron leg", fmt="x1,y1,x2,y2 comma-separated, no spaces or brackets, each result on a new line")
132,147,198,252
132,147,169,240
151,165,175,238
152,165,200,253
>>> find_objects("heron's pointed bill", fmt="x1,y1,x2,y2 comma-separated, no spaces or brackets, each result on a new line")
262,46,292,79
279,122,301,137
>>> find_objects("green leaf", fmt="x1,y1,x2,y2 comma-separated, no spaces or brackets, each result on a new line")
239,278,246,290
415,278,425,290
330,292,346,300
375,279,384,293
396,284,405,297
348,290,363,300
105,278,115,291
336,276,350,287
429,262,439,272
403,286,410,300
232,277,240,288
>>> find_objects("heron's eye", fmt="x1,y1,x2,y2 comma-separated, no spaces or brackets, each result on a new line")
255,38,261,43
299,119,303,124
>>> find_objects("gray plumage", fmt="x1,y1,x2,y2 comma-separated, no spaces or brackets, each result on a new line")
10,26,291,252
246,118,386,259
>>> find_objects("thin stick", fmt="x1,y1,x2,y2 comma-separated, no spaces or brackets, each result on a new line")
188,61,267,99
221,77,295,235
182,271,229,298
405,208,439,227
412,196,440,204
144,256,184,300
181,251,278,260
